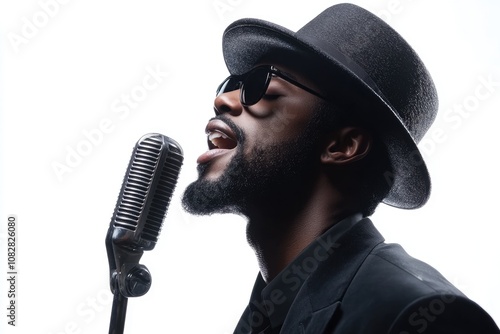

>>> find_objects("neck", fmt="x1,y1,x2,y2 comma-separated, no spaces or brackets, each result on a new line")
245,173,357,283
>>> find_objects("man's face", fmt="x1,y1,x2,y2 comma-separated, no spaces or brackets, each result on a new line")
182,64,325,216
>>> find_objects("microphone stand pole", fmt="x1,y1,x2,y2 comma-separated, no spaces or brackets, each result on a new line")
106,228,151,334
109,292,128,334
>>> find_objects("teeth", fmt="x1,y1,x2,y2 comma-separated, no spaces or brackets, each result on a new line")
208,131,228,141
207,130,236,149
208,131,228,148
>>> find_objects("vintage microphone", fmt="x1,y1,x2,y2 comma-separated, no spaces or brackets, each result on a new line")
105,133,183,334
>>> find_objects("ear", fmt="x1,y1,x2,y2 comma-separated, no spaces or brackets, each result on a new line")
320,127,372,165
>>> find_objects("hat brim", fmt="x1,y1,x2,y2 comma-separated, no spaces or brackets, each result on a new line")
223,18,431,209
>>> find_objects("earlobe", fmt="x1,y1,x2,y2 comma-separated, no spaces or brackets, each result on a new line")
320,127,372,165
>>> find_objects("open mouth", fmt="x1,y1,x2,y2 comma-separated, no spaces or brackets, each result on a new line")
208,130,237,150
205,119,238,150
197,118,239,165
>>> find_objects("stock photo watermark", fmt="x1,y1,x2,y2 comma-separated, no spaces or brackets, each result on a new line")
420,74,499,158
212,0,415,22
374,0,416,23
398,293,458,334
5,216,18,327
212,0,244,21
50,64,169,182
7,0,72,54
236,240,341,332
46,287,112,334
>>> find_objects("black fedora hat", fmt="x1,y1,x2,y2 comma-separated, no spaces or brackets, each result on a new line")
221,3,438,209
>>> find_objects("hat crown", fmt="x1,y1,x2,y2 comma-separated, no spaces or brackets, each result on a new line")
297,4,438,143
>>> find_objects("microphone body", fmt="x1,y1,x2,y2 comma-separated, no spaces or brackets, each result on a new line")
106,133,183,334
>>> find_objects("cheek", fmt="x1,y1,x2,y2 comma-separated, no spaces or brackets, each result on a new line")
265,102,315,142
240,96,318,151
242,118,306,157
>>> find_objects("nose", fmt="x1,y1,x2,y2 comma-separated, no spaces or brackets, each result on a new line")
213,90,243,116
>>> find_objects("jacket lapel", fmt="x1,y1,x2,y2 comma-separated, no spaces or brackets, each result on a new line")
299,302,342,333
282,218,385,333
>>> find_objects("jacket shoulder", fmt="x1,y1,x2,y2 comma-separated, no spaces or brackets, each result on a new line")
335,243,499,333
388,293,500,333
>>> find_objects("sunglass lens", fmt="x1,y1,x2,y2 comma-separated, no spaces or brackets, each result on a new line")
241,67,270,105
217,77,241,96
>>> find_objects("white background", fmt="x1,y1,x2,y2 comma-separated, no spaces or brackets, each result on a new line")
1,0,499,333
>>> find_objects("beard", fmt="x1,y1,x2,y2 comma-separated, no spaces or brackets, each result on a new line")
182,115,322,218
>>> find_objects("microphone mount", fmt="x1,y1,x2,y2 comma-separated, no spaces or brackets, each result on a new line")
106,233,152,298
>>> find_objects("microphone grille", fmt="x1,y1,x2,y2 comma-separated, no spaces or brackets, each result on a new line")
112,134,183,248
142,137,183,242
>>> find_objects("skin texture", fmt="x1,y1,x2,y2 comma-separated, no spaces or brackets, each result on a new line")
182,63,372,283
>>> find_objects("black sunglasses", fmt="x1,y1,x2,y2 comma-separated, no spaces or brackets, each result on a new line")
216,65,327,106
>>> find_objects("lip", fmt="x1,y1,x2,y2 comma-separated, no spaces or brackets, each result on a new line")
205,119,238,144
197,119,238,164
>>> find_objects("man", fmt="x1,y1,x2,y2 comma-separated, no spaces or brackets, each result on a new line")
182,3,499,333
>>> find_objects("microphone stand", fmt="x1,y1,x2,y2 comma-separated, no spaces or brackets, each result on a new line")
106,227,152,334
109,293,128,334
104,133,183,333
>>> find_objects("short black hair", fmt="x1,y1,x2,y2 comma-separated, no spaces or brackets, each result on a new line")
312,101,394,217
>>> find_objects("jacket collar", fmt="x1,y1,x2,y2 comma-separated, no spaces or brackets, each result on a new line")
282,218,385,332
233,214,369,333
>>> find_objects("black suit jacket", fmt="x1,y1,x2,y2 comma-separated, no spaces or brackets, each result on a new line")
277,218,499,333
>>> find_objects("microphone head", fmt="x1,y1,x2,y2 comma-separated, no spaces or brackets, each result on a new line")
110,133,183,251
